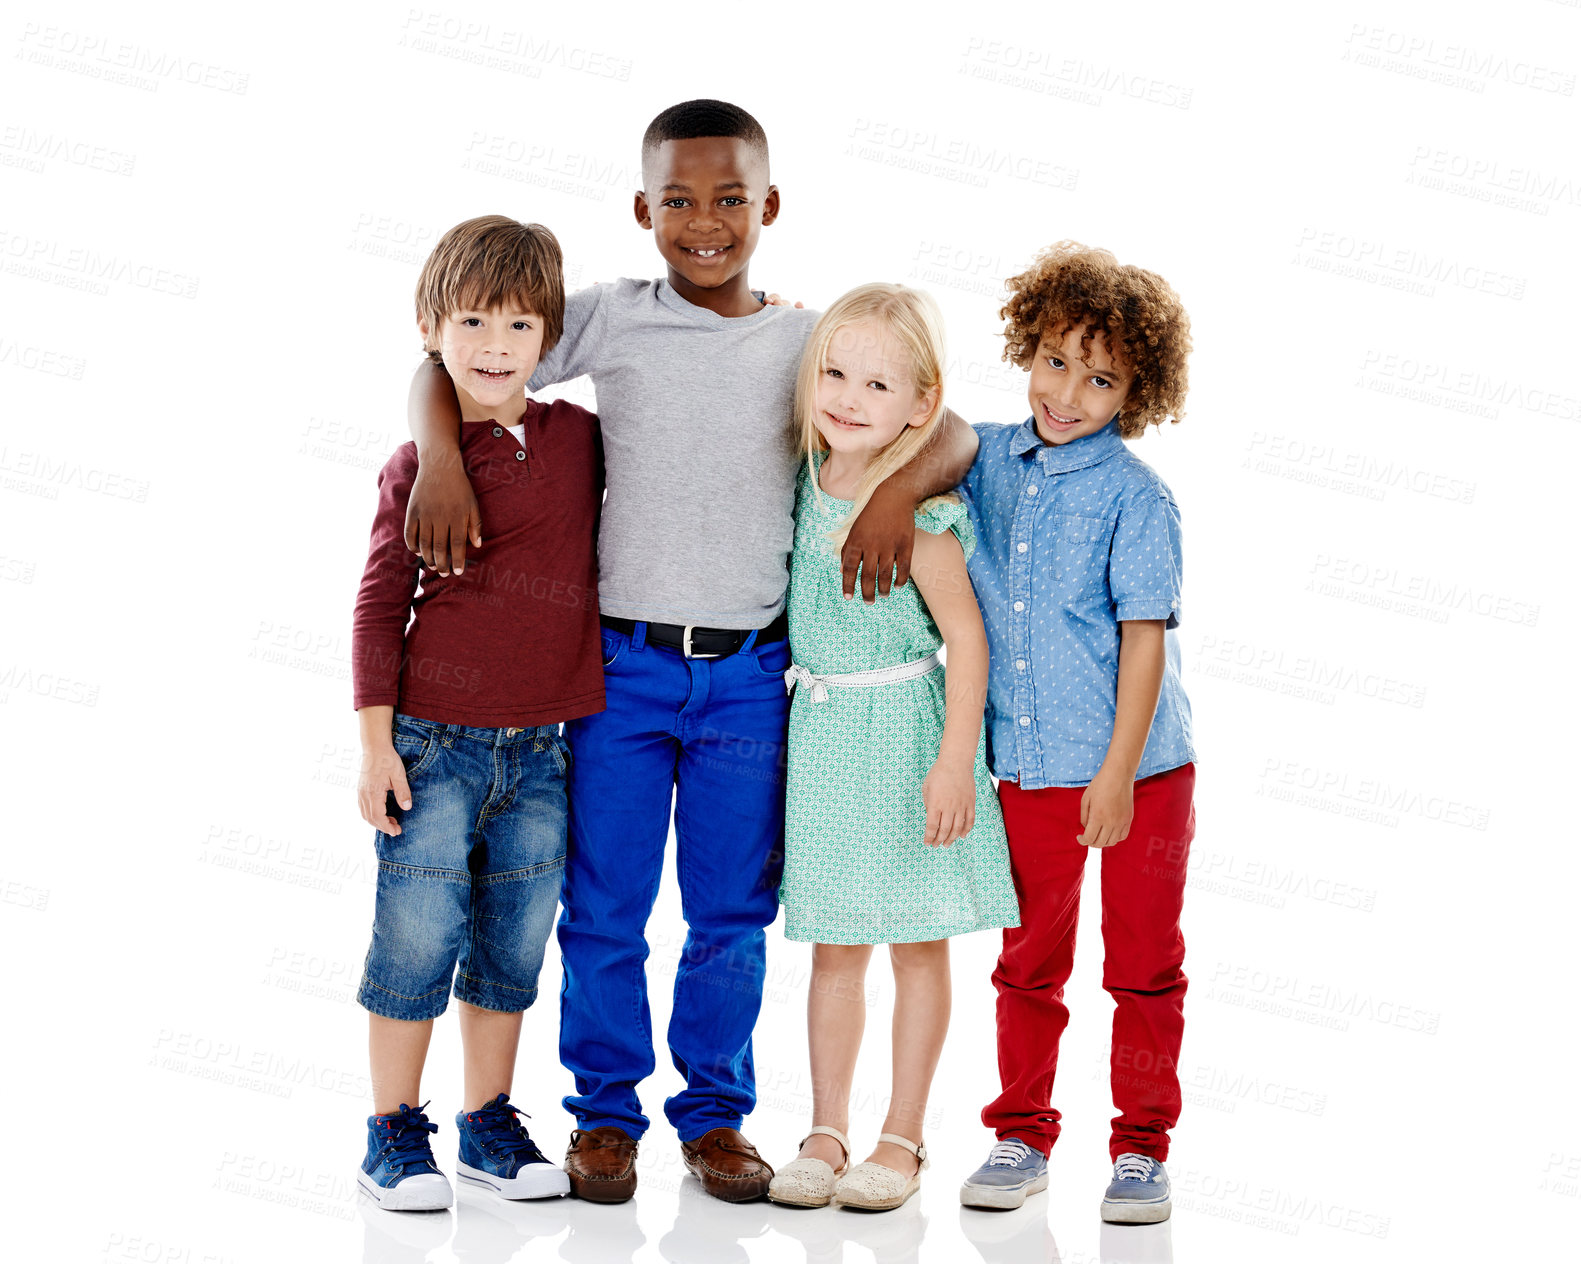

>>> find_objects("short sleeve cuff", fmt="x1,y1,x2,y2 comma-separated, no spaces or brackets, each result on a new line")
1115,598,1180,626
914,495,975,561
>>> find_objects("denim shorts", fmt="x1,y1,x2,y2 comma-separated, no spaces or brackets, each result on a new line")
357,714,568,1022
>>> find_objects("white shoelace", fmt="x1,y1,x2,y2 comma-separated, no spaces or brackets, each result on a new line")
987,1139,1034,1167
1113,1153,1155,1182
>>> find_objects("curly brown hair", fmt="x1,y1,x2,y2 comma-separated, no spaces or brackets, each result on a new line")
1000,241,1191,437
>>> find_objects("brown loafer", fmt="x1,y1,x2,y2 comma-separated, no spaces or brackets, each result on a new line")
681,1127,774,1202
565,1126,639,1203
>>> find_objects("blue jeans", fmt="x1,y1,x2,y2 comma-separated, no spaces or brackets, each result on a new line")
558,622,791,1141
358,716,568,1021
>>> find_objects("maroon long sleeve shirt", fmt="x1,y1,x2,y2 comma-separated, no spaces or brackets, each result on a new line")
352,398,604,727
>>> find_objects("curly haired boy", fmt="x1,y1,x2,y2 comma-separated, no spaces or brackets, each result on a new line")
956,242,1197,1224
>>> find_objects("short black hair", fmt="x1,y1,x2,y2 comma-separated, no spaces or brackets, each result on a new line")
641,99,769,171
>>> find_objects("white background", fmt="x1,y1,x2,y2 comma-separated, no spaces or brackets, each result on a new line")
3,1,1577,1261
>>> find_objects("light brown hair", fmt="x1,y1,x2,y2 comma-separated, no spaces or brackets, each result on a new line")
414,215,565,364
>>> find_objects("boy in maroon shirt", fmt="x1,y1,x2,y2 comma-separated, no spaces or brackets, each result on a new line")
349,215,602,1210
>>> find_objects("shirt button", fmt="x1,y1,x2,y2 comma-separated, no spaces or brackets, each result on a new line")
1026,484,1038,496
1017,542,1028,553
514,450,526,461
492,426,503,437
1019,716,1031,726
1016,660,1026,671
1013,601,1025,612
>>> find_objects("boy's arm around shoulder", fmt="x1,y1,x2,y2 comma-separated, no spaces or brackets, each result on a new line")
527,282,610,392
406,360,474,575
841,408,980,602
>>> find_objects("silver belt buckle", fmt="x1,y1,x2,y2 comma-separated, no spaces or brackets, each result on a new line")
682,624,720,659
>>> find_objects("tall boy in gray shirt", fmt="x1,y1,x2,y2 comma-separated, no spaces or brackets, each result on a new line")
405,99,975,1204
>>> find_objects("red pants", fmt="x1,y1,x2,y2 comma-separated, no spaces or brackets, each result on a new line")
982,763,1195,1160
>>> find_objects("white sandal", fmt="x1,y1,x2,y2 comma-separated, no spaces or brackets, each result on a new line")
832,1133,928,1211
767,1125,852,1208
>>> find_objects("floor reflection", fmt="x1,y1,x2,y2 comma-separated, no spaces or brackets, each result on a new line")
453,1185,570,1261
659,1175,775,1262
957,1202,1060,1264
956,1200,1175,1264
358,1196,451,1264
1099,1219,1173,1264
561,1195,644,1264
354,1177,1175,1264
764,1188,928,1264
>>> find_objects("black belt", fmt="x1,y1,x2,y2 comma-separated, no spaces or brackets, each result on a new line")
600,611,788,659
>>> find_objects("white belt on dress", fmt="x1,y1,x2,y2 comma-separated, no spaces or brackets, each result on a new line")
784,650,942,704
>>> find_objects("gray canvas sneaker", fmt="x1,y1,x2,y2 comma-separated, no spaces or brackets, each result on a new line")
1100,1152,1171,1223
959,1137,1049,1210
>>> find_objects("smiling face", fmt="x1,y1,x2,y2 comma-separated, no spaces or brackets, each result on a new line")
812,319,939,461
1027,322,1134,445
420,305,544,425
636,136,778,308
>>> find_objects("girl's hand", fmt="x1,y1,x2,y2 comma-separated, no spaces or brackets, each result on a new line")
762,293,805,308
922,758,976,847
358,745,413,835
1078,767,1134,848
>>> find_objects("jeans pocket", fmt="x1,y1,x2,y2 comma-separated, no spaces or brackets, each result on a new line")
748,637,793,679
392,714,442,779
600,629,627,669
547,731,571,776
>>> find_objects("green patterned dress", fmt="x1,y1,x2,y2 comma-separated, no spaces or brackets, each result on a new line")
779,452,1021,945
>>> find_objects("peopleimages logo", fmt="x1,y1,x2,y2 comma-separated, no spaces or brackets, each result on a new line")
1342,23,1575,96
1208,962,1441,1036
15,23,250,94
1358,349,1579,422
1295,227,1525,300
398,11,633,80
1405,145,1581,216
847,120,1078,191
1258,758,1492,832
1307,555,1539,628
0,229,199,299
1244,433,1476,506
0,126,136,176
959,38,1194,109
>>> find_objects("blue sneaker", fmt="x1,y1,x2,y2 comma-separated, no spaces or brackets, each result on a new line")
358,1102,452,1210
456,1093,570,1200
1100,1152,1171,1223
959,1136,1049,1209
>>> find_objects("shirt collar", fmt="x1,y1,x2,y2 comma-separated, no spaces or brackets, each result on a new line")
655,279,774,327
1010,417,1126,474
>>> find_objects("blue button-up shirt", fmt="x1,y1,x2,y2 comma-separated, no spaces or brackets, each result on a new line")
960,419,1195,790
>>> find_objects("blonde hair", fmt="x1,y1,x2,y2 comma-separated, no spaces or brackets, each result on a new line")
794,283,948,547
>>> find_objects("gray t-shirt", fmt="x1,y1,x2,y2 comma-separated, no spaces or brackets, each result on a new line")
529,278,820,628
